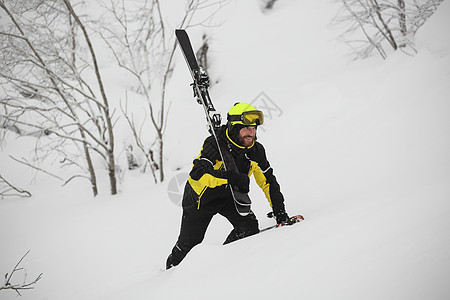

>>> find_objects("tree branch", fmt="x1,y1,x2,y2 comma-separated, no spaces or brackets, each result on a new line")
0,174,31,199
0,250,43,296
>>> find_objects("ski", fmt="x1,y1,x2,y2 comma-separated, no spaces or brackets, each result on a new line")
175,29,251,216
259,214,304,233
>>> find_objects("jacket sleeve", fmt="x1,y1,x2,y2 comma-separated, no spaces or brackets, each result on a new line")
250,143,286,214
188,136,229,195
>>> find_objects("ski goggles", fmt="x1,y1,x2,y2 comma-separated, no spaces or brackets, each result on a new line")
227,110,264,126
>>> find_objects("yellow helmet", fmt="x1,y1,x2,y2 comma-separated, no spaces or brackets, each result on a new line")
227,102,264,126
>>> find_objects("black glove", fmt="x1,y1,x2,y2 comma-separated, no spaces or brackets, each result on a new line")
226,170,250,193
274,210,289,225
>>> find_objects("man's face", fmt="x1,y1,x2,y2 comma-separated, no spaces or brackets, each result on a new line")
238,126,256,147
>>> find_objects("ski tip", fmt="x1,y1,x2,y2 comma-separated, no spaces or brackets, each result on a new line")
175,29,186,35
294,215,305,222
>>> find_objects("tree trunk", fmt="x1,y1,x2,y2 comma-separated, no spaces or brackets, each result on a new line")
63,0,117,195
397,0,407,47
370,0,398,50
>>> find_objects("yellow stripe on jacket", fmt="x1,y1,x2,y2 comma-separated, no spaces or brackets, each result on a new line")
188,172,228,196
248,161,273,207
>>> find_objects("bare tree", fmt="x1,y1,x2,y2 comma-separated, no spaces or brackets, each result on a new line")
0,0,118,195
63,0,117,194
398,0,407,41
408,0,444,34
0,0,99,195
0,250,43,296
196,34,210,72
332,0,444,59
98,0,228,182
0,0,228,194
120,96,159,183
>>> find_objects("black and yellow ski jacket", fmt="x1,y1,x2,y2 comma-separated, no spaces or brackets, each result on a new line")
186,125,286,213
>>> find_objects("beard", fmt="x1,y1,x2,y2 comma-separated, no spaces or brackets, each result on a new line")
239,134,256,147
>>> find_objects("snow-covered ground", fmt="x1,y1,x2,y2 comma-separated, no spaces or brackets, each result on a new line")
1,1,450,299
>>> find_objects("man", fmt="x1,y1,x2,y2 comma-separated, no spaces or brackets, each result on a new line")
166,102,290,269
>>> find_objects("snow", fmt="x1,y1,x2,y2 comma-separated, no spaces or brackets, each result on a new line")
1,1,450,299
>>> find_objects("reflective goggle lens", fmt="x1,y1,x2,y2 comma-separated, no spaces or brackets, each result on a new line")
242,110,264,125
227,110,264,125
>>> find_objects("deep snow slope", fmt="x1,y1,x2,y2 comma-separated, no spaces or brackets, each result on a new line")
1,1,449,300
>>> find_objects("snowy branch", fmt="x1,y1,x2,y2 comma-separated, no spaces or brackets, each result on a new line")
9,155,64,182
0,174,31,199
120,96,158,183
332,0,442,59
0,250,43,296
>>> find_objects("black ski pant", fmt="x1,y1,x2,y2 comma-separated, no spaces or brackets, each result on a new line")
166,183,259,269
